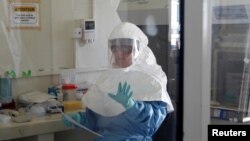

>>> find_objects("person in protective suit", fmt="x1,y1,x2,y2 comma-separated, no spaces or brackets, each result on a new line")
62,22,174,141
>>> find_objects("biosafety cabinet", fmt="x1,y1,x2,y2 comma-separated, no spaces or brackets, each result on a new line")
210,3,250,122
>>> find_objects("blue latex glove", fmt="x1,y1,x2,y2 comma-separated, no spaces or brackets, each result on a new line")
108,82,135,110
61,112,81,127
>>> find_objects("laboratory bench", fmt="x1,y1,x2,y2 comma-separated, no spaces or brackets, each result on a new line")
0,113,96,141
211,118,250,125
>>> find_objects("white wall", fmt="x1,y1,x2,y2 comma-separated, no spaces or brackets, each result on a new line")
11,0,118,98
75,0,121,69
0,0,52,76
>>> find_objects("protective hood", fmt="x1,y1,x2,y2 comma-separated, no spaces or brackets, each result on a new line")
108,22,149,65
108,22,148,47
83,22,174,117
83,47,174,117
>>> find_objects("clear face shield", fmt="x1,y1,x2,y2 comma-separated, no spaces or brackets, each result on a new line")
108,38,140,68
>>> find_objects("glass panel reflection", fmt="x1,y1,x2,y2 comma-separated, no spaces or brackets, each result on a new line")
211,1,250,123
117,0,180,140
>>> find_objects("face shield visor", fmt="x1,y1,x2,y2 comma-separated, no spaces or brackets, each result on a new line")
108,38,140,68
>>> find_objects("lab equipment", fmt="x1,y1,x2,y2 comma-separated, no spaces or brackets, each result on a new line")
0,77,16,110
0,77,13,104
62,84,77,101
29,104,46,117
108,82,135,110
62,101,82,112
46,105,64,114
60,69,79,110
61,84,82,112
210,4,250,122
18,91,56,105
82,19,95,43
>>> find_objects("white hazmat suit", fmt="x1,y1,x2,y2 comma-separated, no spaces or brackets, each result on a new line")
63,22,174,141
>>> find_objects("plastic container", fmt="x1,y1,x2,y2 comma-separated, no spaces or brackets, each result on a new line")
0,77,13,104
61,84,85,112
63,101,83,112
1,99,16,110
62,84,77,101
0,77,16,110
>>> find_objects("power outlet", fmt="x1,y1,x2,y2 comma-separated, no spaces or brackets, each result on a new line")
73,28,82,38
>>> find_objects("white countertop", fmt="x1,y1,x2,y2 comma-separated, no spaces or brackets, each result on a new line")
0,114,71,141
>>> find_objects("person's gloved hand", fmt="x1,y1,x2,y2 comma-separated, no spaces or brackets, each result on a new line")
108,82,135,110
61,113,81,127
